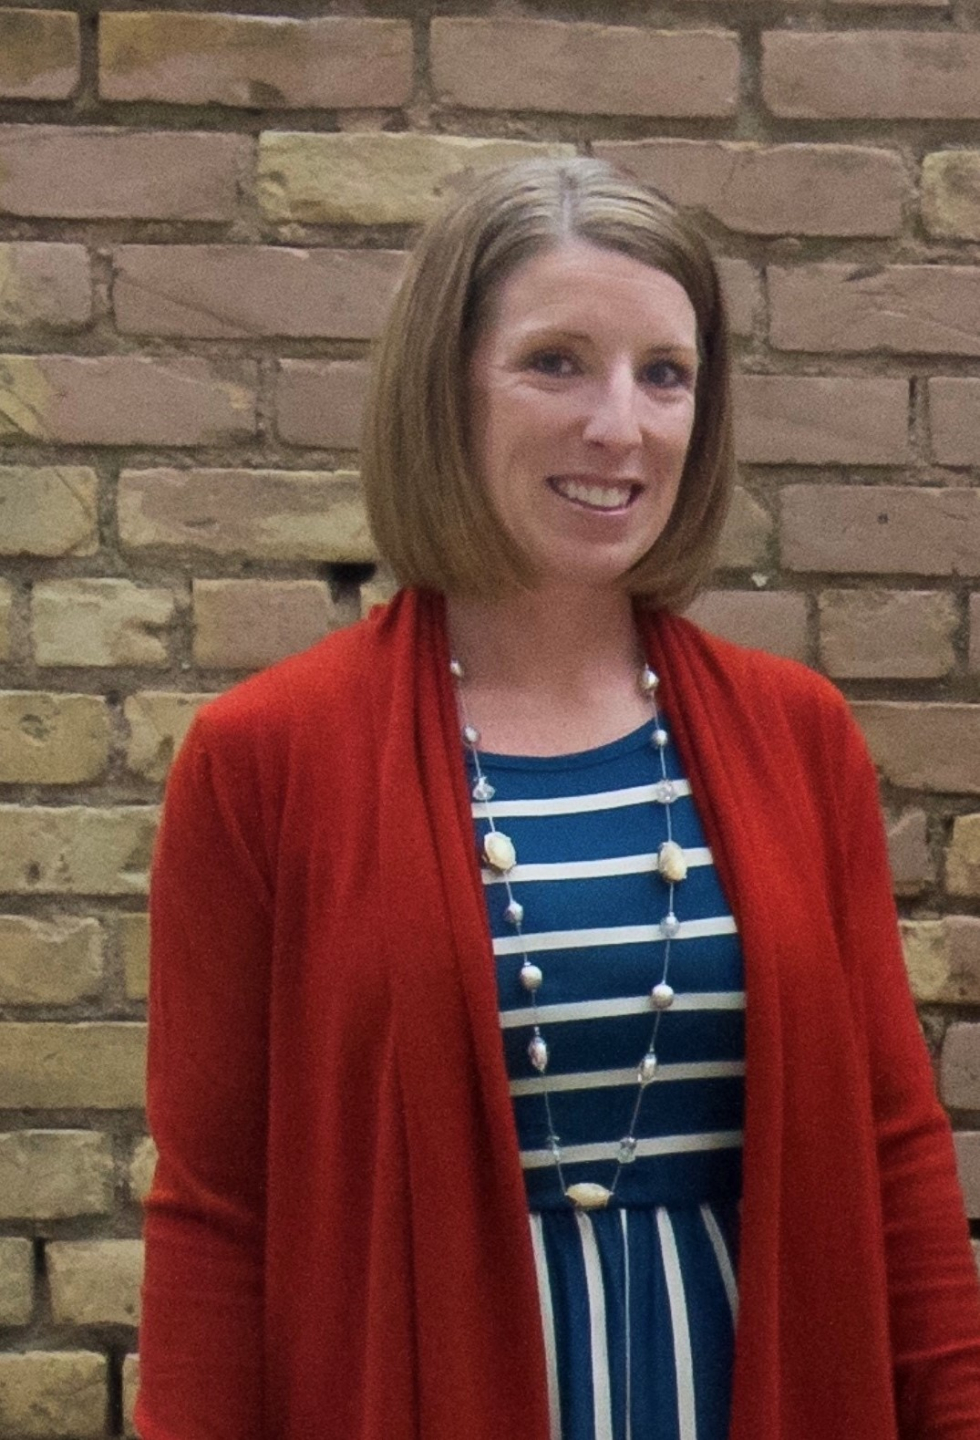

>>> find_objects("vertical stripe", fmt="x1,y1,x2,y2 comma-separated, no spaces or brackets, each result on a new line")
530,1213,563,1440
577,1212,614,1440
656,1207,697,1440
700,1202,739,1324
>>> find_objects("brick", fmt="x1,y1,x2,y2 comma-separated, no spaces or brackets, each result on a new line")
33,580,175,668
359,571,399,617
257,132,574,226
119,468,373,563
854,703,980,794
48,1240,142,1326
818,590,956,680
716,258,758,339
431,19,739,117
922,152,980,240
0,1352,106,1438
948,814,980,898
0,10,79,99
193,579,351,671
973,595,980,673
770,265,980,356
0,1132,113,1219
0,805,157,895
0,692,110,783
715,486,772,571
123,1354,138,1437
734,376,908,466
0,245,91,331
902,917,980,1004
595,140,904,237
0,583,12,662
930,380,980,467
686,590,807,661
0,465,98,556
124,691,215,783
117,912,149,1001
886,809,932,896
781,486,980,577
129,1136,157,1203
0,1238,32,1325
942,1024,980,1110
955,1133,980,1218
0,1024,146,1108
0,126,245,221
276,360,369,449
762,31,980,120
0,916,103,1005
0,354,257,446
828,0,947,6
113,246,404,340
100,13,412,108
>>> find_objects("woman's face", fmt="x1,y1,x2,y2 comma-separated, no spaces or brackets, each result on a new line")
467,239,699,594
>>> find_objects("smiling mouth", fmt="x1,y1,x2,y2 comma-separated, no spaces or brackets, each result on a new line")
549,476,640,512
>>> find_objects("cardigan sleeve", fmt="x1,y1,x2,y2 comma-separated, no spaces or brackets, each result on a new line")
834,708,980,1437
136,709,274,1440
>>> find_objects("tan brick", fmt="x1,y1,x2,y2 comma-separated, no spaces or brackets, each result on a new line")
734,376,908,466
0,245,91,331
119,468,373,564
886,809,932,896
972,595,980,673
0,465,98,556
359,570,399,617
955,1133,980,1218
0,1238,32,1325
930,380,980,467
275,360,369,449
0,692,110,783
948,814,980,898
0,916,103,1005
117,912,149,1001
942,1024,980,1110
686,590,807,661
818,590,956,680
781,486,980,577
33,580,175,668
0,126,245,221
0,1131,113,1219
716,258,758,339
0,805,157,895
715,486,772,571
123,1354,139,1437
922,152,980,240
770,265,980,355
854,703,980,794
124,691,215,783
129,1136,157,1203
0,1024,146,1108
257,132,574,226
595,140,904,237
762,31,980,120
0,583,12,662
902,918,980,1004
48,1240,142,1326
0,354,257,446
100,12,412,108
0,10,79,100
431,19,739,117
113,246,404,340
0,1352,106,1438
193,579,351,671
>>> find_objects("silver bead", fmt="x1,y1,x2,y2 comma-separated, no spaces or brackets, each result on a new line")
505,899,525,926
651,981,675,1010
617,1136,638,1164
528,1033,549,1073
660,911,680,939
637,1051,658,1085
462,722,480,746
652,727,669,749
472,776,495,802
449,658,465,680
639,666,659,694
654,779,676,805
547,1132,561,1158
520,962,543,992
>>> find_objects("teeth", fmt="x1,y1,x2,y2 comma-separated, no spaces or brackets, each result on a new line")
555,478,633,510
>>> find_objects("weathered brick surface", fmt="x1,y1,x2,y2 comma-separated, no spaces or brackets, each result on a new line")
275,360,369,449
33,580,176,668
0,692,110,784
0,1132,113,1220
123,1353,139,1437
955,1133,980,1217
762,31,980,120
117,912,149,1001
431,19,740,117
715,259,758,338
0,1238,32,1326
854,704,980,794
0,10,79,100
0,584,12,663
686,590,808,661
770,265,980,355
714,487,772,571
948,815,980,898
0,1351,107,1438
595,141,904,237
124,692,215,783
0,126,245,221
0,805,157,895
902,918,980,1005
781,487,980,577
0,1025,146,1109
0,465,98,556
113,246,404,340
0,915,103,1006
0,245,91,331
734,376,908,466
818,590,957,680
258,133,574,226
972,595,980,674
48,1239,143,1326
929,380,980,467
119,468,373,563
922,152,980,240
193,579,352,670
942,1024,980,1111
886,809,932,896
101,12,412,108
129,1136,157,1202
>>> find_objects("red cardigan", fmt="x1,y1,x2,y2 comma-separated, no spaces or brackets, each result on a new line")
138,588,980,1439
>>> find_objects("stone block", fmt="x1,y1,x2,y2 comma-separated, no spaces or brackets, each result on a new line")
193,580,353,671
0,805,158,895
0,10,79,99
0,915,103,1005
922,152,980,240
0,1024,146,1109
117,912,149,1001
32,580,175,668
902,917,980,1004
0,1352,106,1438
0,245,91,331
48,1239,143,1326
0,1131,113,1220
818,590,956,680
948,814,980,898
782,486,980,577
0,692,110,783
0,1238,32,1325
0,465,98,555
124,691,215,783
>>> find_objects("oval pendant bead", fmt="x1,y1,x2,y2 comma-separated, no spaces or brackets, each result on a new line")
462,723,480,747
505,899,524,926
520,963,543,992
617,1136,638,1164
651,981,675,1010
657,840,688,883
566,1182,612,1210
638,1051,658,1085
528,1034,549,1073
483,830,517,873
472,776,495,802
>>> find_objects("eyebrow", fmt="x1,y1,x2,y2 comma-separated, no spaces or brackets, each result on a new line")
518,327,699,362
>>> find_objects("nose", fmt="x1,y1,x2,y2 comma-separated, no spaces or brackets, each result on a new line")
580,365,643,450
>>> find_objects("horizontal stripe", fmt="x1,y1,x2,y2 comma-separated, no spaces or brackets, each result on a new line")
521,1128,743,1169
492,915,737,957
509,1059,746,1097
500,991,746,1028
482,846,713,885
472,778,692,819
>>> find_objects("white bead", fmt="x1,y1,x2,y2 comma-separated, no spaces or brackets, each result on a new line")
472,776,495,802
657,840,688,883
520,963,543,992
483,830,516,873
505,899,524,926
637,1051,658,1085
566,1182,612,1210
639,666,659,694
652,727,668,749
660,911,680,939
462,723,480,746
528,1034,549,1072
651,982,675,1010
449,658,465,680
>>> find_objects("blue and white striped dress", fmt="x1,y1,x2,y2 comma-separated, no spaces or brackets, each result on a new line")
469,718,745,1440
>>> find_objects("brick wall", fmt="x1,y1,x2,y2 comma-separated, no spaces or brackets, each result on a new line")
2,1,980,1433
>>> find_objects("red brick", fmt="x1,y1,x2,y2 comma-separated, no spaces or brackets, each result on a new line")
595,140,904,237
0,10,79,100
192,580,356,671
100,12,412,109
853,703,980,794
0,355,256,447
0,244,91,332
770,264,980,355
0,126,245,221
818,589,956,679
930,380,980,467
886,809,932,896
431,19,739,117
972,595,980,673
686,590,807,661
113,247,404,341
782,486,980,577
275,361,369,449
734,376,908,466
762,31,980,120
715,259,758,339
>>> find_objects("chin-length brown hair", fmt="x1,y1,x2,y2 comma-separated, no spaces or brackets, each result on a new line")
361,157,735,611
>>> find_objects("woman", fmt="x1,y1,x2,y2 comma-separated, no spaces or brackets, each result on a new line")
137,158,980,1440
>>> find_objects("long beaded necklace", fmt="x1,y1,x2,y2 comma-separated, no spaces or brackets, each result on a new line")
451,655,688,1213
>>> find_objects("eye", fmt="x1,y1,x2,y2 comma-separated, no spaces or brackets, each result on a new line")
527,350,577,378
642,358,693,389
